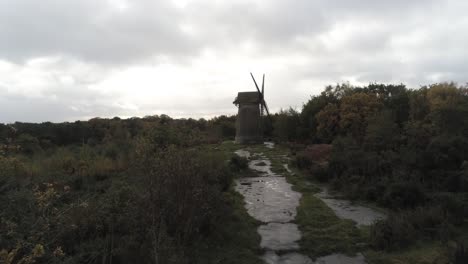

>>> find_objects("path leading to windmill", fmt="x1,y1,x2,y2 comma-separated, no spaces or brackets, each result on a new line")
235,145,312,264
234,142,385,264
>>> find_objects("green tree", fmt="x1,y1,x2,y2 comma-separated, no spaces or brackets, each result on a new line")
364,110,399,151
300,95,329,141
273,108,301,142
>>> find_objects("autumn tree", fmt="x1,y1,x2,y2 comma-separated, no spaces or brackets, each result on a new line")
315,103,340,143
339,93,382,142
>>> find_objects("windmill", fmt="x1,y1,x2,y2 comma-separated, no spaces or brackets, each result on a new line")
233,73,272,144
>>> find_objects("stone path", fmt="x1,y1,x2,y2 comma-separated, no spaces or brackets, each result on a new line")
235,148,312,264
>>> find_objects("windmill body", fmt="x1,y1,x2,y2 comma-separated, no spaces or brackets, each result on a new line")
233,73,271,144
233,91,262,144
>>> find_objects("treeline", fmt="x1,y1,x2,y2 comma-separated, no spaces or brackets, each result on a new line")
0,115,246,263
277,82,468,254
0,115,236,154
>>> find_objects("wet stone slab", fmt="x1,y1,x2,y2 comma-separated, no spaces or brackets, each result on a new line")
235,150,279,176
236,177,301,223
259,223,301,251
263,251,313,264
264,252,366,264
249,159,278,176
235,149,251,159
315,188,386,226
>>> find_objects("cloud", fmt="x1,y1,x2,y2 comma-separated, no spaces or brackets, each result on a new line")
0,0,198,64
0,0,467,122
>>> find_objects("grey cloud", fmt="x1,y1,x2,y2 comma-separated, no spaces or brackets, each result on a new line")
0,0,199,64
0,79,127,122
0,0,468,122
0,0,442,65
0,96,128,123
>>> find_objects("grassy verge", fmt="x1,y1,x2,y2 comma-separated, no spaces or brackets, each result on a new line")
295,190,368,258
193,142,263,264
285,164,368,259
193,188,263,264
364,242,450,264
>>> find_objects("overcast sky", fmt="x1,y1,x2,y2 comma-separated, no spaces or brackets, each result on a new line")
1,0,467,123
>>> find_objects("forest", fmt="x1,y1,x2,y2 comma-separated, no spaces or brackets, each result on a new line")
1,82,467,263
277,82,468,261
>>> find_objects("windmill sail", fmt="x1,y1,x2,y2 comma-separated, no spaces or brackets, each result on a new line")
261,74,265,117
250,72,272,122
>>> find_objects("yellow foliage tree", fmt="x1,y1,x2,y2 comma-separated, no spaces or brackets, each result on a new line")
316,103,340,143
339,93,382,142
427,82,462,111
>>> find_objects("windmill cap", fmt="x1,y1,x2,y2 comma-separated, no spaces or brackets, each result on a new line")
233,91,262,104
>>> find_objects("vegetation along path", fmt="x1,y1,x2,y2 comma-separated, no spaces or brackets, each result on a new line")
230,142,387,264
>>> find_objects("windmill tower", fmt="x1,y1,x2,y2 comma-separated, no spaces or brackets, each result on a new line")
233,73,271,144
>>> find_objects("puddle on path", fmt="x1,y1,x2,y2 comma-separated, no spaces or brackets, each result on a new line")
259,223,301,251
236,177,300,223
235,149,251,159
235,150,278,176
264,251,313,264
283,164,294,174
315,188,386,226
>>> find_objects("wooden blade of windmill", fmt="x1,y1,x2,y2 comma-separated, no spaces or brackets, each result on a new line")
260,74,270,119
250,72,263,97
260,101,264,117
260,74,265,116
261,74,265,98
262,99,272,123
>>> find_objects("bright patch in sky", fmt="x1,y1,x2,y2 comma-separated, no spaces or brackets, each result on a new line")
108,0,129,11
0,0,467,122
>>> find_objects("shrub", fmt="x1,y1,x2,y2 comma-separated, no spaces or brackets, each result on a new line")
370,214,416,250
292,144,332,171
229,155,248,172
293,152,312,170
431,193,468,225
381,182,426,209
311,163,329,182
364,183,387,201
370,206,453,251
453,242,468,264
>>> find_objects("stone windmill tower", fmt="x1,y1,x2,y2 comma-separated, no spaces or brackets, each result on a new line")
233,73,271,144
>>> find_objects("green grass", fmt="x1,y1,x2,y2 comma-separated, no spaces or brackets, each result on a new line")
193,187,263,264
295,193,368,258
364,242,451,264
283,164,368,259
189,142,264,263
